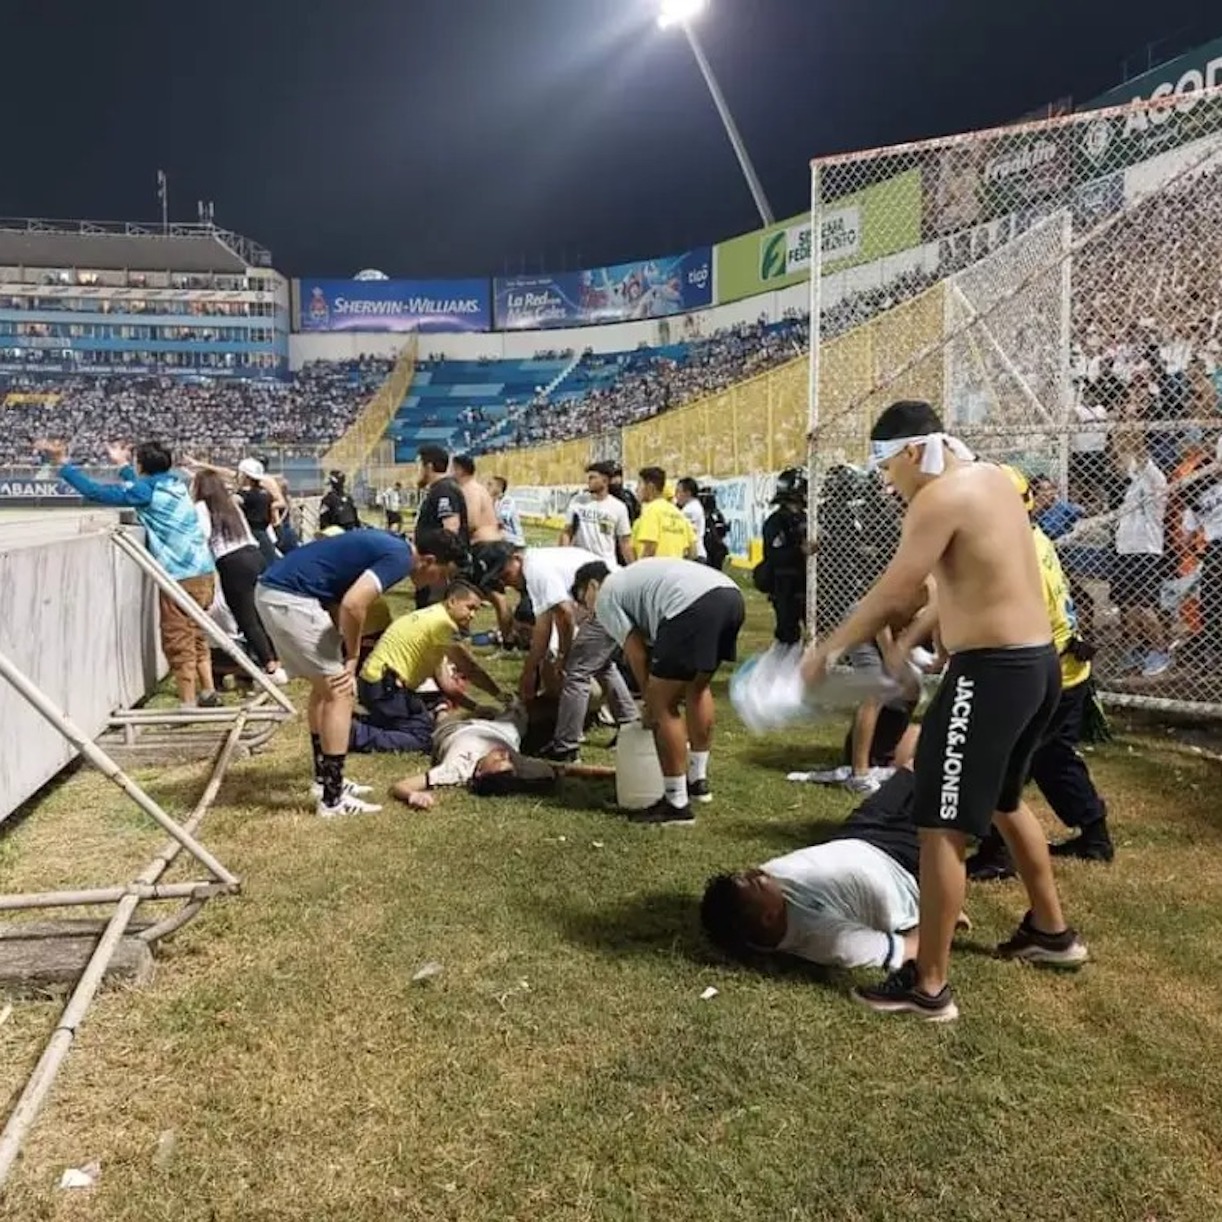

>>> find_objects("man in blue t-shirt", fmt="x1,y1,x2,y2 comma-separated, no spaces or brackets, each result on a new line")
256,527,466,817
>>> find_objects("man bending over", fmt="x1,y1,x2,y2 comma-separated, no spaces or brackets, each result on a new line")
574,558,745,825
801,400,1087,1022
256,528,463,817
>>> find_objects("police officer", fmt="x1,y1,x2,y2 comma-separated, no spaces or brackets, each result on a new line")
967,467,1114,881
319,470,362,533
760,467,809,647
608,463,641,524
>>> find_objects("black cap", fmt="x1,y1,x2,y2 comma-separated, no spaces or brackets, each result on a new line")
469,541,517,593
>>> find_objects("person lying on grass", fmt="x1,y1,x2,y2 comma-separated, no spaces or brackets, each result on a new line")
390,701,614,810
701,766,969,971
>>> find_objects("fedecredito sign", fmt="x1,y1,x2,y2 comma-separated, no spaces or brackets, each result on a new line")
715,168,924,304
297,278,491,333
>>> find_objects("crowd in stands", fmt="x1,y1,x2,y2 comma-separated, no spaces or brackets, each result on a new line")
498,314,810,450
0,357,392,466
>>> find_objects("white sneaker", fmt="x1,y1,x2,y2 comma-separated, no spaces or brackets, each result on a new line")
787,765,850,785
310,779,376,801
317,793,383,818
269,666,289,686
843,772,881,795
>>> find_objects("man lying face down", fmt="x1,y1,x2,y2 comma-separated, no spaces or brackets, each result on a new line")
701,767,966,971
390,700,614,809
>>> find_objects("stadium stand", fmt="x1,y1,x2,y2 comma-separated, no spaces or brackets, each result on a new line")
0,358,393,467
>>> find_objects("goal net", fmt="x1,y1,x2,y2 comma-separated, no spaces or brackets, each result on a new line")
809,85,1222,715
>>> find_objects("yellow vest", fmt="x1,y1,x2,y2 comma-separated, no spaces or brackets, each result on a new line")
1032,526,1090,690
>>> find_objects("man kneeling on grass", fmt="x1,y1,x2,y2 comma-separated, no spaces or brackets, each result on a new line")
390,702,613,809
573,557,745,826
350,580,508,754
701,768,969,971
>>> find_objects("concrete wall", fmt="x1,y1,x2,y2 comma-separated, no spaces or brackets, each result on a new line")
0,512,163,822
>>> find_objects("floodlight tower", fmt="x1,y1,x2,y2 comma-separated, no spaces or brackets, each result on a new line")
657,0,776,227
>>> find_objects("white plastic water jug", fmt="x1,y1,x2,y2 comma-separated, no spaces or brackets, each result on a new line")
615,721,665,810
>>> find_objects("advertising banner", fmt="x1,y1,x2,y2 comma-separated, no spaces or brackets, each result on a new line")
494,249,713,331
0,477,77,500
922,127,1074,239
715,169,924,304
1075,37,1222,176
297,278,491,333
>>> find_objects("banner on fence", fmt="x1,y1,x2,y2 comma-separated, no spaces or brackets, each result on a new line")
494,249,713,330
296,278,491,333
0,478,77,499
714,169,923,303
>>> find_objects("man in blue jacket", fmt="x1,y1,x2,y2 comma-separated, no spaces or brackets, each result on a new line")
39,438,220,709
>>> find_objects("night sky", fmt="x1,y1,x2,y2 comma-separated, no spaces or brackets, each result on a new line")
5,0,1218,278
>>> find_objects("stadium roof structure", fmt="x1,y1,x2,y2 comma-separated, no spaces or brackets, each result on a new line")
0,218,272,274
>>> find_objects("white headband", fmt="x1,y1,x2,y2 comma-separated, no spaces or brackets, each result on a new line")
868,432,974,475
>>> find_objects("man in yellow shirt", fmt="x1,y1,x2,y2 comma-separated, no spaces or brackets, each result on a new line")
351,580,507,754
967,468,1113,879
632,467,697,559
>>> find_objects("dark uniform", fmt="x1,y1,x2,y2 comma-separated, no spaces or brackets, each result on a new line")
414,476,469,608
609,466,641,524
319,471,362,533
761,468,808,647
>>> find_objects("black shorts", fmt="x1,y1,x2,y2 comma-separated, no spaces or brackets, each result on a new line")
386,510,402,528
1112,553,1167,610
651,587,746,682
913,644,1061,838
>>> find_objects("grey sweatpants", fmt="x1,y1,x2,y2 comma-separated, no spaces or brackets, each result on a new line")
551,616,639,751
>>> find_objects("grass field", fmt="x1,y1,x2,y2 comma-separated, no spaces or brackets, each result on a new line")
3,574,1222,1220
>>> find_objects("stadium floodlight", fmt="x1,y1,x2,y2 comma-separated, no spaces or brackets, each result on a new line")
657,0,706,30
656,0,775,226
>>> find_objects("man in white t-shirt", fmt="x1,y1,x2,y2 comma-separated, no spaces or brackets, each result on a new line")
561,462,634,568
478,545,639,759
674,478,708,562
1112,440,1171,678
389,703,614,808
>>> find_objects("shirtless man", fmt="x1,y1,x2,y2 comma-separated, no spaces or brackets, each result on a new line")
801,400,1088,1022
452,454,511,636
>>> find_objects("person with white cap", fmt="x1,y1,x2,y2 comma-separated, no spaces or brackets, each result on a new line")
800,399,1088,1022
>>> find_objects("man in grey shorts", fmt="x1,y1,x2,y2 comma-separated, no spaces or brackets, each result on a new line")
257,528,464,817
573,557,745,826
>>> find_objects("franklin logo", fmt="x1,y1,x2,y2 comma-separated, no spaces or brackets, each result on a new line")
760,230,788,282
939,675,975,822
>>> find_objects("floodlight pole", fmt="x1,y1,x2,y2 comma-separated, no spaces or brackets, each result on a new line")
679,19,775,227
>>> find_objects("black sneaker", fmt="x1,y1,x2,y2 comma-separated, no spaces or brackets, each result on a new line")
1049,826,1115,863
626,798,695,826
688,778,713,804
853,960,959,1023
997,911,1089,967
539,743,579,764
197,691,224,709
966,849,1017,883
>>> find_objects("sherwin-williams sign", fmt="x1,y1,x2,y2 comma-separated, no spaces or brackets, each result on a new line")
715,168,923,304
296,278,491,333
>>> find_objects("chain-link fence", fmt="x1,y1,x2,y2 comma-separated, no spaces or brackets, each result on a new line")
810,85,1222,716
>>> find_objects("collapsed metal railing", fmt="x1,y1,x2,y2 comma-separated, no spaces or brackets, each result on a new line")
0,525,297,1191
